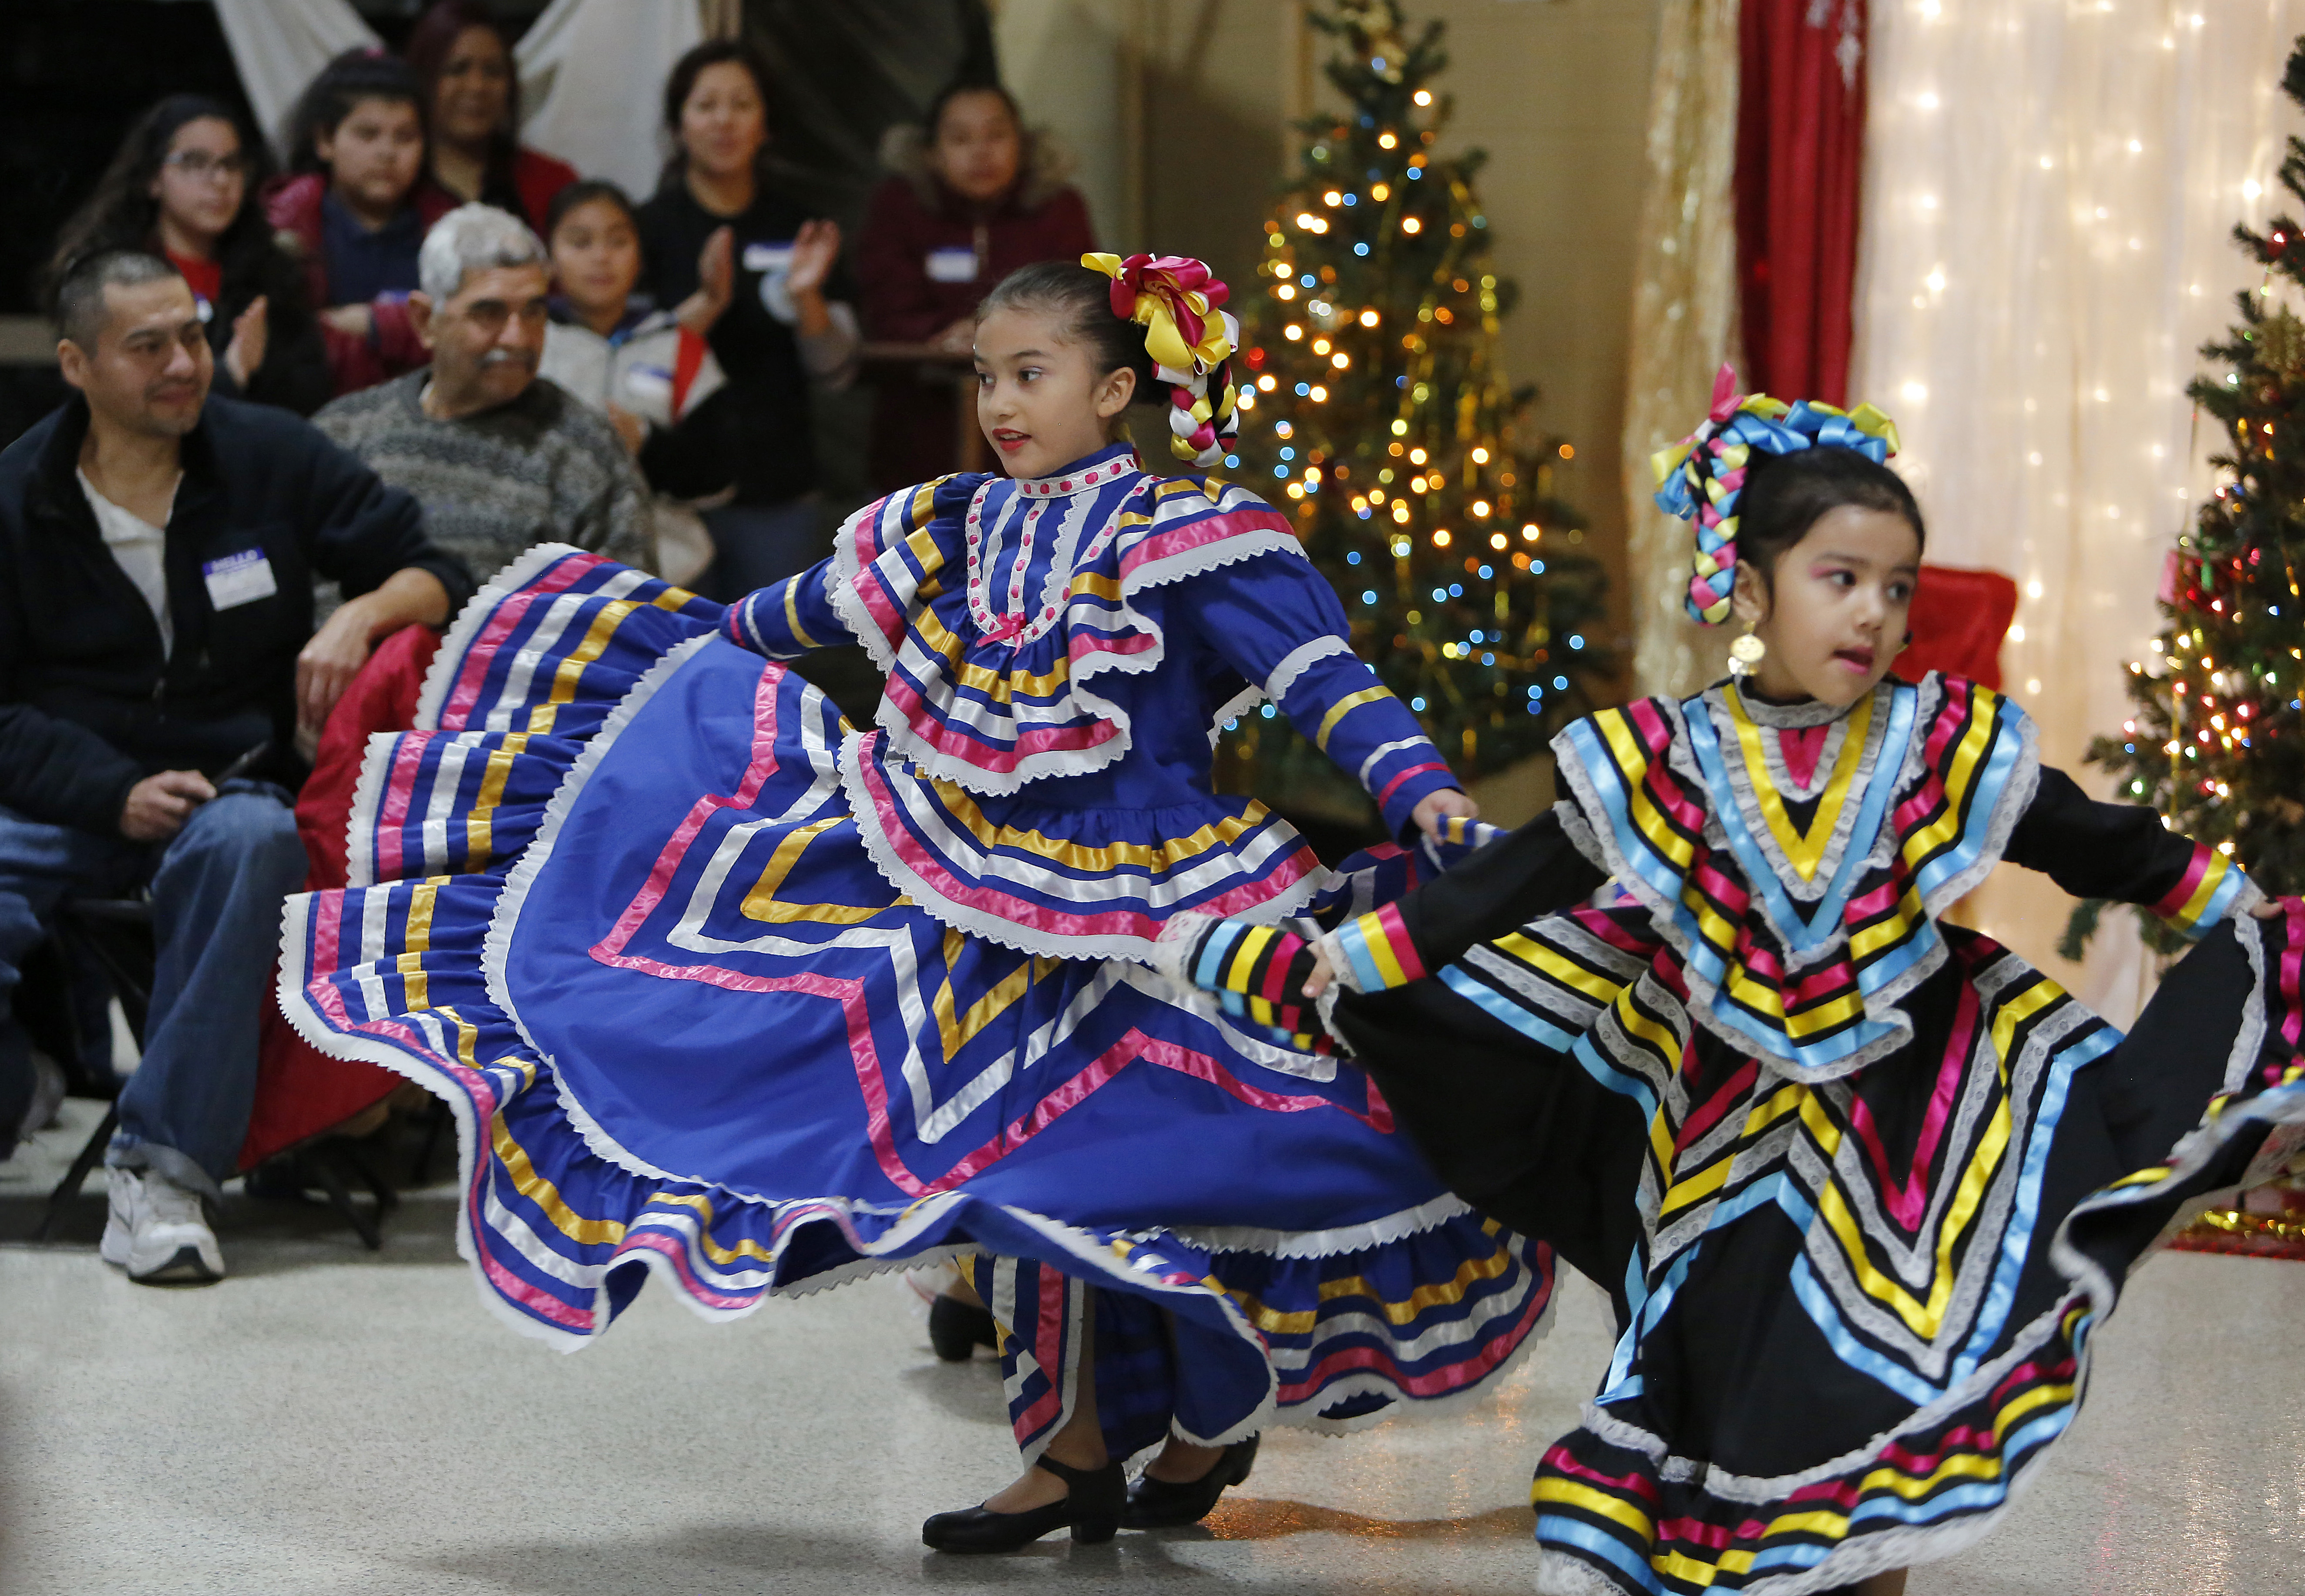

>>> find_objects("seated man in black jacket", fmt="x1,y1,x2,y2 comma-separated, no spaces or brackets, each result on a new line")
0,249,471,1283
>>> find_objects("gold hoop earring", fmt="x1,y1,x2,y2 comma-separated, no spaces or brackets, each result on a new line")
1728,629,1766,679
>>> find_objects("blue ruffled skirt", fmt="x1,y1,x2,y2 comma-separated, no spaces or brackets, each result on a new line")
282,548,1552,1458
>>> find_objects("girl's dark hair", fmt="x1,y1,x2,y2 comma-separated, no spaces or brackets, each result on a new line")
44,94,296,318
659,39,776,191
976,261,1156,398
404,1,521,177
1735,446,1927,598
283,49,427,176
544,178,638,241
925,78,1023,144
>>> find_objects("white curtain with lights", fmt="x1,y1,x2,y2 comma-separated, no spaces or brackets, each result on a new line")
1849,0,2305,1020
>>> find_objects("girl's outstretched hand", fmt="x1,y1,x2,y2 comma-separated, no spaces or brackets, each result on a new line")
2252,897,2289,918
1302,948,1336,1000
1413,788,1479,842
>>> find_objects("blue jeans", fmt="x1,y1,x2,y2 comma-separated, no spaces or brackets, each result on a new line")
0,785,306,1193
701,497,823,602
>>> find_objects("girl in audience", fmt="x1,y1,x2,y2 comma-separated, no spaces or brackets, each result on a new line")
857,78,1096,490
286,255,1550,1555
266,50,444,396
635,39,858,599
48,94,330,416
403,0,576,232
539,178,736,588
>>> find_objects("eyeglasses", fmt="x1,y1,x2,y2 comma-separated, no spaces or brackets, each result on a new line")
161,151,249,182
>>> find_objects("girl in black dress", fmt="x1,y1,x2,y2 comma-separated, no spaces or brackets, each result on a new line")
1169,376,2305,1595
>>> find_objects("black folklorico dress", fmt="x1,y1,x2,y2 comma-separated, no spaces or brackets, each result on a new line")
1174,672,2305,1595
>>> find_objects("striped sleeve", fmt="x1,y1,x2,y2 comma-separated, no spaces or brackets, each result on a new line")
1194,551,1461,838
722,560,856,661
1174,918,1333,1052
2006,764,2262,939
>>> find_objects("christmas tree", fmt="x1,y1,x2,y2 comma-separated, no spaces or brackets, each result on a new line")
1214,0,1608,829
2066,38,2305,959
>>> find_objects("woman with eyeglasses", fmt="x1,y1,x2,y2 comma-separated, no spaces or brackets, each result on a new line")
47,94,331,417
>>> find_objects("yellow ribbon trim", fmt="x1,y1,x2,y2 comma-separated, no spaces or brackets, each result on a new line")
1313,685,1396,753
741,817,908,925
783,575,820,651
1724,684,1872,883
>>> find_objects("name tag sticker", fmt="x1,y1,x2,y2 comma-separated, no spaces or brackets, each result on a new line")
202,548,276,610
742,242,795,273
925,246,978,284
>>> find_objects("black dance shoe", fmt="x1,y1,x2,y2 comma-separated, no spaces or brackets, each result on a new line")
1119,1436,1259,1529
927,1293,999,1361
921,1455,1126,1552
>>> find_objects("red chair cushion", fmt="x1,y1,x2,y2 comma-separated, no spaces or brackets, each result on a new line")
239,625,443,1172
1900,565,2018,689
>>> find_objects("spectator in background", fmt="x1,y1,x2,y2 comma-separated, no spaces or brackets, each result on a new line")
858,80,1096,490
0,250,466,1280
404,0,577,233
267,50,447,396
47,96,332,418
316,204,652,585
540,179,736,588
635,40,857,599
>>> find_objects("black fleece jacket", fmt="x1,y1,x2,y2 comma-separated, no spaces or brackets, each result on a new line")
0,393,472,836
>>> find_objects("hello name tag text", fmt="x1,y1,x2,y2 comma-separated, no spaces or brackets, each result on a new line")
202,548,277,610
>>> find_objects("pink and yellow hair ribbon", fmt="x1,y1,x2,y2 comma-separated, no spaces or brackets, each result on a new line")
1083,251,1242,467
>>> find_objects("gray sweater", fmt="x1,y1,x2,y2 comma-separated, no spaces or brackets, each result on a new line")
314,371,654,586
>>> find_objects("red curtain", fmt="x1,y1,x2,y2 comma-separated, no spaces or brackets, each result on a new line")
1736,0,1868,405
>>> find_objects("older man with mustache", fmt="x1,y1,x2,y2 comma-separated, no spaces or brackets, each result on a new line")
314,204,654,586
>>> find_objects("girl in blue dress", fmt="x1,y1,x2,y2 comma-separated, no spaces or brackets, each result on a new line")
1170,374,2305,1594
281,254,1556,1552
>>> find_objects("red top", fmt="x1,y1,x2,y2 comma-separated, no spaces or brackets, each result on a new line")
414,144,580,235
167,251,223,310
510,146,578,233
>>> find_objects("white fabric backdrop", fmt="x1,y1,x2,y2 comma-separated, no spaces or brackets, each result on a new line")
208,0,380,159
1850,0,2305,1020
514,0,712,201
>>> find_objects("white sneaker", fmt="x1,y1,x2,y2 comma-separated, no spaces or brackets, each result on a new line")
24,1052,66,1135
99,1167,224,1284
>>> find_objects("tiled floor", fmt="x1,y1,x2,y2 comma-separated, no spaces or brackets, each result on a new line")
3,1098,2302,1596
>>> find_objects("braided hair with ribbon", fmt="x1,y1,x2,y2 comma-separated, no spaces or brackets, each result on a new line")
1652,365,1905,625
1082,252,1241,468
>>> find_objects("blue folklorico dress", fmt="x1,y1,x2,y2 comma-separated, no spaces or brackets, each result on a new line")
1188,676,2305,1593
279,442,1553,1460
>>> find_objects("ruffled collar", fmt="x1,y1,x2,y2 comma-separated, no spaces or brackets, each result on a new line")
1011,443,1143,499
1717,679,1858,729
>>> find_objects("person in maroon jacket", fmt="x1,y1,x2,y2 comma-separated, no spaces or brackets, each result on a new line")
856,80,1096,490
